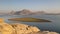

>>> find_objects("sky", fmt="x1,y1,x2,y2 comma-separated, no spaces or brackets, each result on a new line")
0,0,60,13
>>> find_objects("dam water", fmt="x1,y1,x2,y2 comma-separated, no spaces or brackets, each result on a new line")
0,15,60,33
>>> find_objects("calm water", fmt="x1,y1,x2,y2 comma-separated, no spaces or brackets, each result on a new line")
0,15,60,33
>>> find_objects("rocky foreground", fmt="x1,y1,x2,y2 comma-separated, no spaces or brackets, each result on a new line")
0,18,59,34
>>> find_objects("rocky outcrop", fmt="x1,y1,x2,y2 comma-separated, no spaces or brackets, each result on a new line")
0,18,40,34
0,18,15,34
27,31,59,34
11,23,40,34
0,18,59,34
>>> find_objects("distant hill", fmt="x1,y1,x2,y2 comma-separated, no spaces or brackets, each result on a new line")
31,11,45,15
12,9,45,15
45,13,60,15
14,9,32,15
0,10,12,15
0,10,60,15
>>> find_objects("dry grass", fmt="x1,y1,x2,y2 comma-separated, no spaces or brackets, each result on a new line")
8,17,51,22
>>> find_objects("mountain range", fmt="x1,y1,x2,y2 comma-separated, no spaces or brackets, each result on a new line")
0,9,60,15
11,9,45,15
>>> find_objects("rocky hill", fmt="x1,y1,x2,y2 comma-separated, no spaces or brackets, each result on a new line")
11,9,45,15
14,9,32,15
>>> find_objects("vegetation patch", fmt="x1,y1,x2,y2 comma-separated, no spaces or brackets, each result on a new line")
8,17,51,22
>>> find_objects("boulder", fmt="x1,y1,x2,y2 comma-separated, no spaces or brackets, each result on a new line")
11,23,40,34
42,31,59,34
0,18,15,34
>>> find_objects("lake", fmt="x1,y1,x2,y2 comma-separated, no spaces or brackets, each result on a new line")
0,15,60,33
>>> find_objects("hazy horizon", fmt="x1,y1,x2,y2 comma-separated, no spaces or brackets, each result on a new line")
0,0,60,13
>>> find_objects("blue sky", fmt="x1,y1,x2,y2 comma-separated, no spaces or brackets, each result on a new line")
0,0,60,13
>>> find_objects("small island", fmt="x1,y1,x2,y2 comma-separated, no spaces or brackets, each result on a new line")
8,17,51,22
